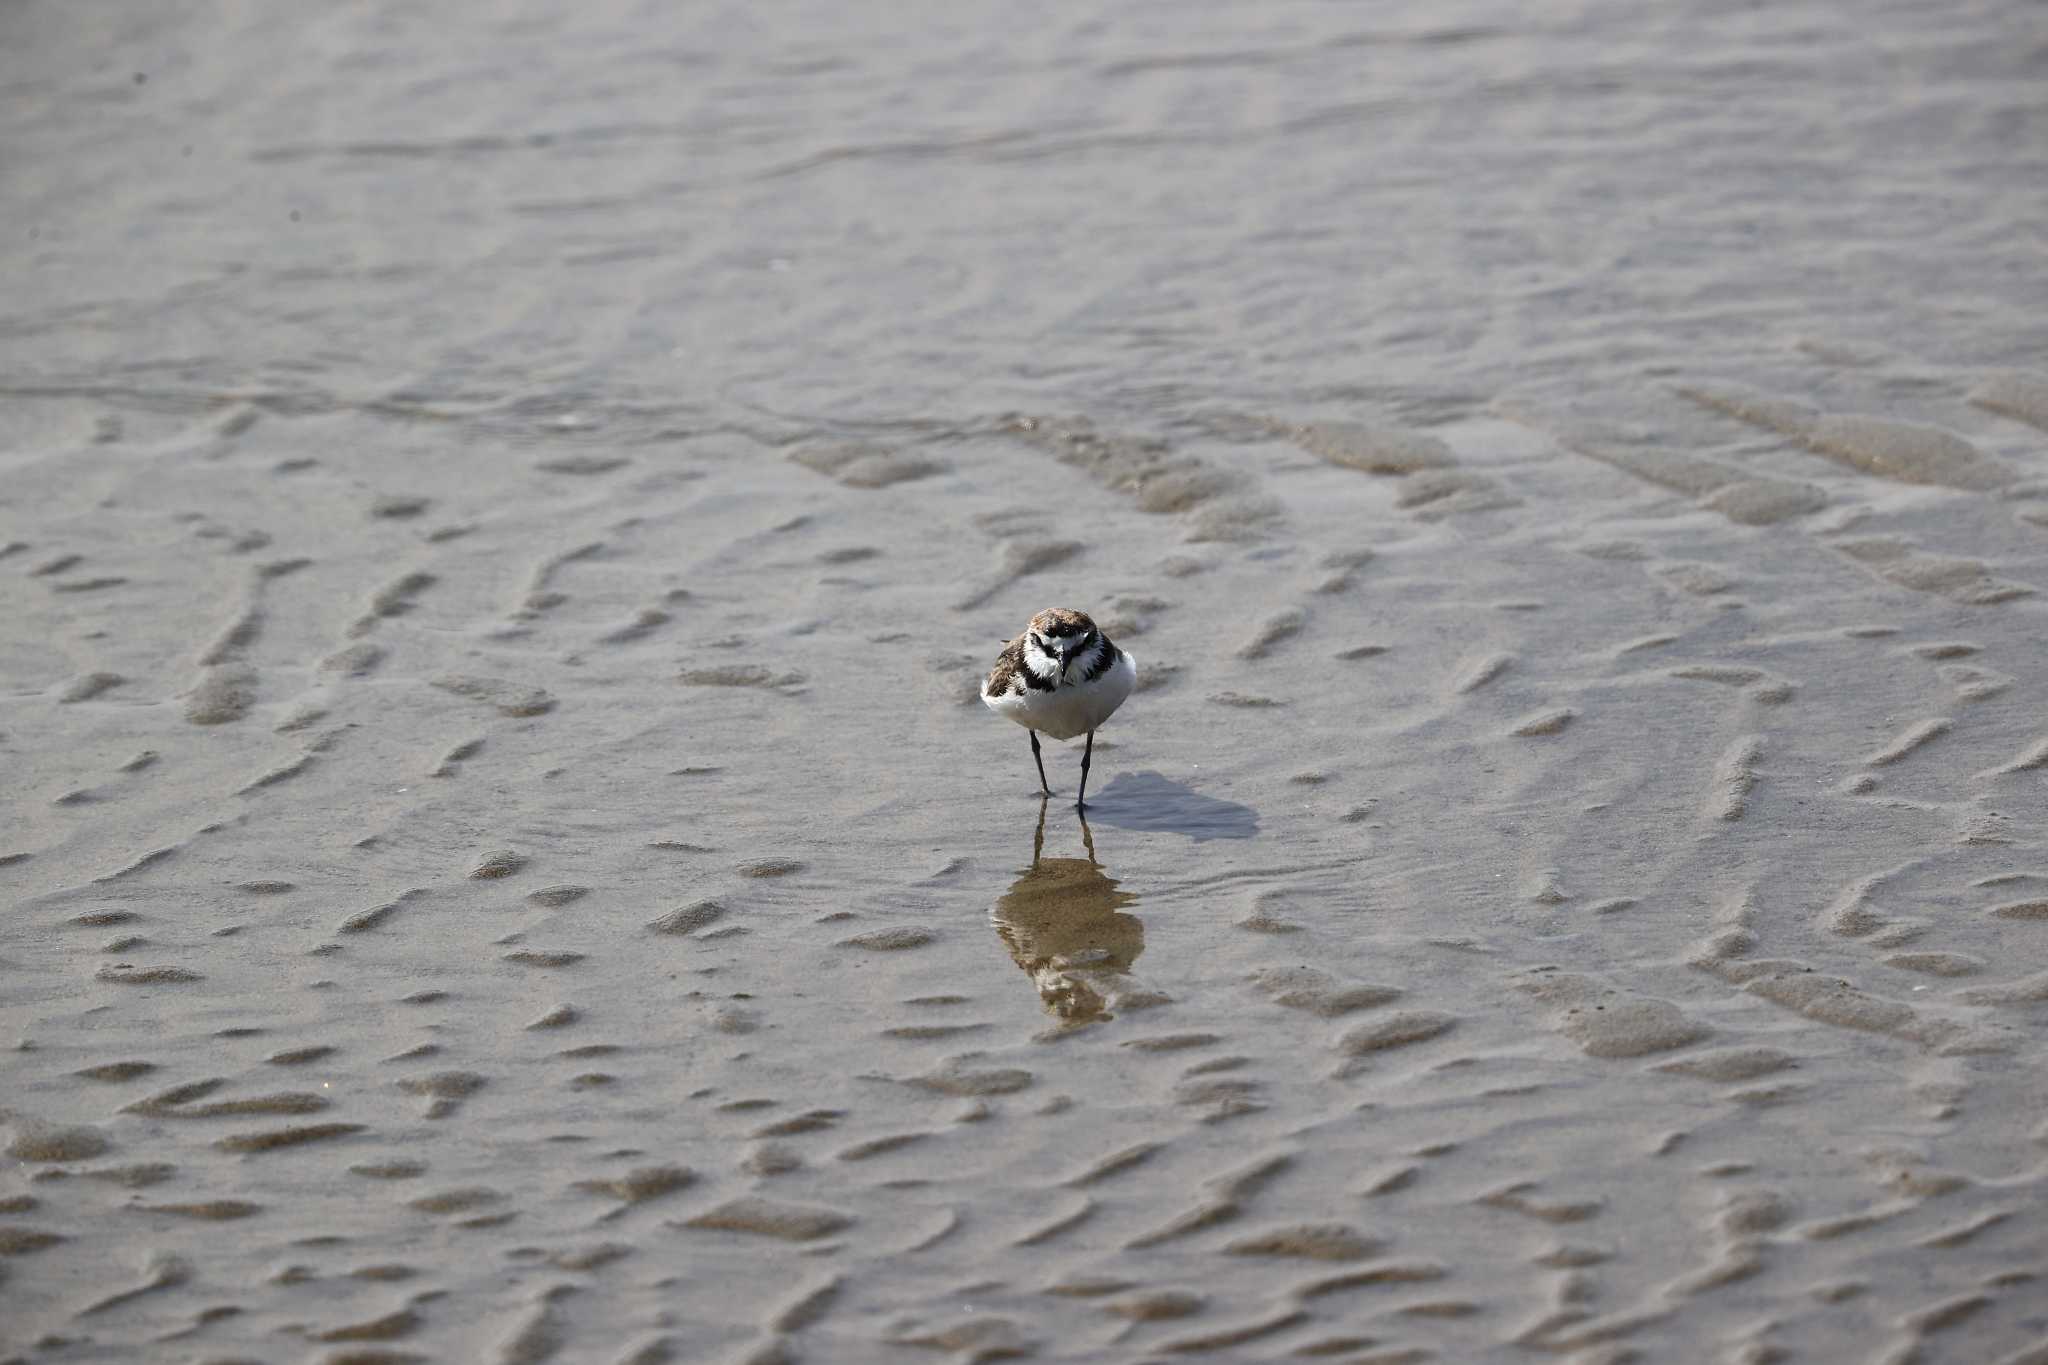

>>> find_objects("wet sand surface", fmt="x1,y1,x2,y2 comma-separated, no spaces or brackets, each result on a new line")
6,1,2048,1361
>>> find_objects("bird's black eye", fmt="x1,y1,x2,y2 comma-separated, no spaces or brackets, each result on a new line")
1033,634,1049,650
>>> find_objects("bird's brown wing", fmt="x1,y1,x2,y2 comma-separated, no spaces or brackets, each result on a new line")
984,635,1027,696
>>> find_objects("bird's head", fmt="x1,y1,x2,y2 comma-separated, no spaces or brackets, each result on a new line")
1025,607,1099,680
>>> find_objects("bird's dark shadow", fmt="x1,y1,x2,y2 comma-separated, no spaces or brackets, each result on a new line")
1081,770,1259,841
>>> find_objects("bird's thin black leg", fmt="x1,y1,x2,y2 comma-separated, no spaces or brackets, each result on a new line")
1076,730,1094,812
1029,730,1051,796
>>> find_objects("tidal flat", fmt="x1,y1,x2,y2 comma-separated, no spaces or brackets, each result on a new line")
4,0,2048,1359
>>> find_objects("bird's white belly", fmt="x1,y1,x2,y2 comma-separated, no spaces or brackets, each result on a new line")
984,649,1135,741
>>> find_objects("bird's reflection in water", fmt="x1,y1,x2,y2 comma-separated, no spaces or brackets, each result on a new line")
991,799,1145,1027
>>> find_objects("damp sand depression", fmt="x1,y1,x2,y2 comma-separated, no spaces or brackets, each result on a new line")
5,1,2048,1361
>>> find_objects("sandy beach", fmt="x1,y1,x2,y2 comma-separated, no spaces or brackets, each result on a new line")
5,0,2048,1360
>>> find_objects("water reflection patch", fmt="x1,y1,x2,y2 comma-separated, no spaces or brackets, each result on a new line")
991,804,1150,1026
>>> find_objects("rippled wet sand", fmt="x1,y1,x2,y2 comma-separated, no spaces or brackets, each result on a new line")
6,1,2048,1361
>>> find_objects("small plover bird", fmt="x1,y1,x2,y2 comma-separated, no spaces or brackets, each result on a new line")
981,607,1136,809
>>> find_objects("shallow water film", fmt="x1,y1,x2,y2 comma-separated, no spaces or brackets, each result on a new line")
5,1,2048,1361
